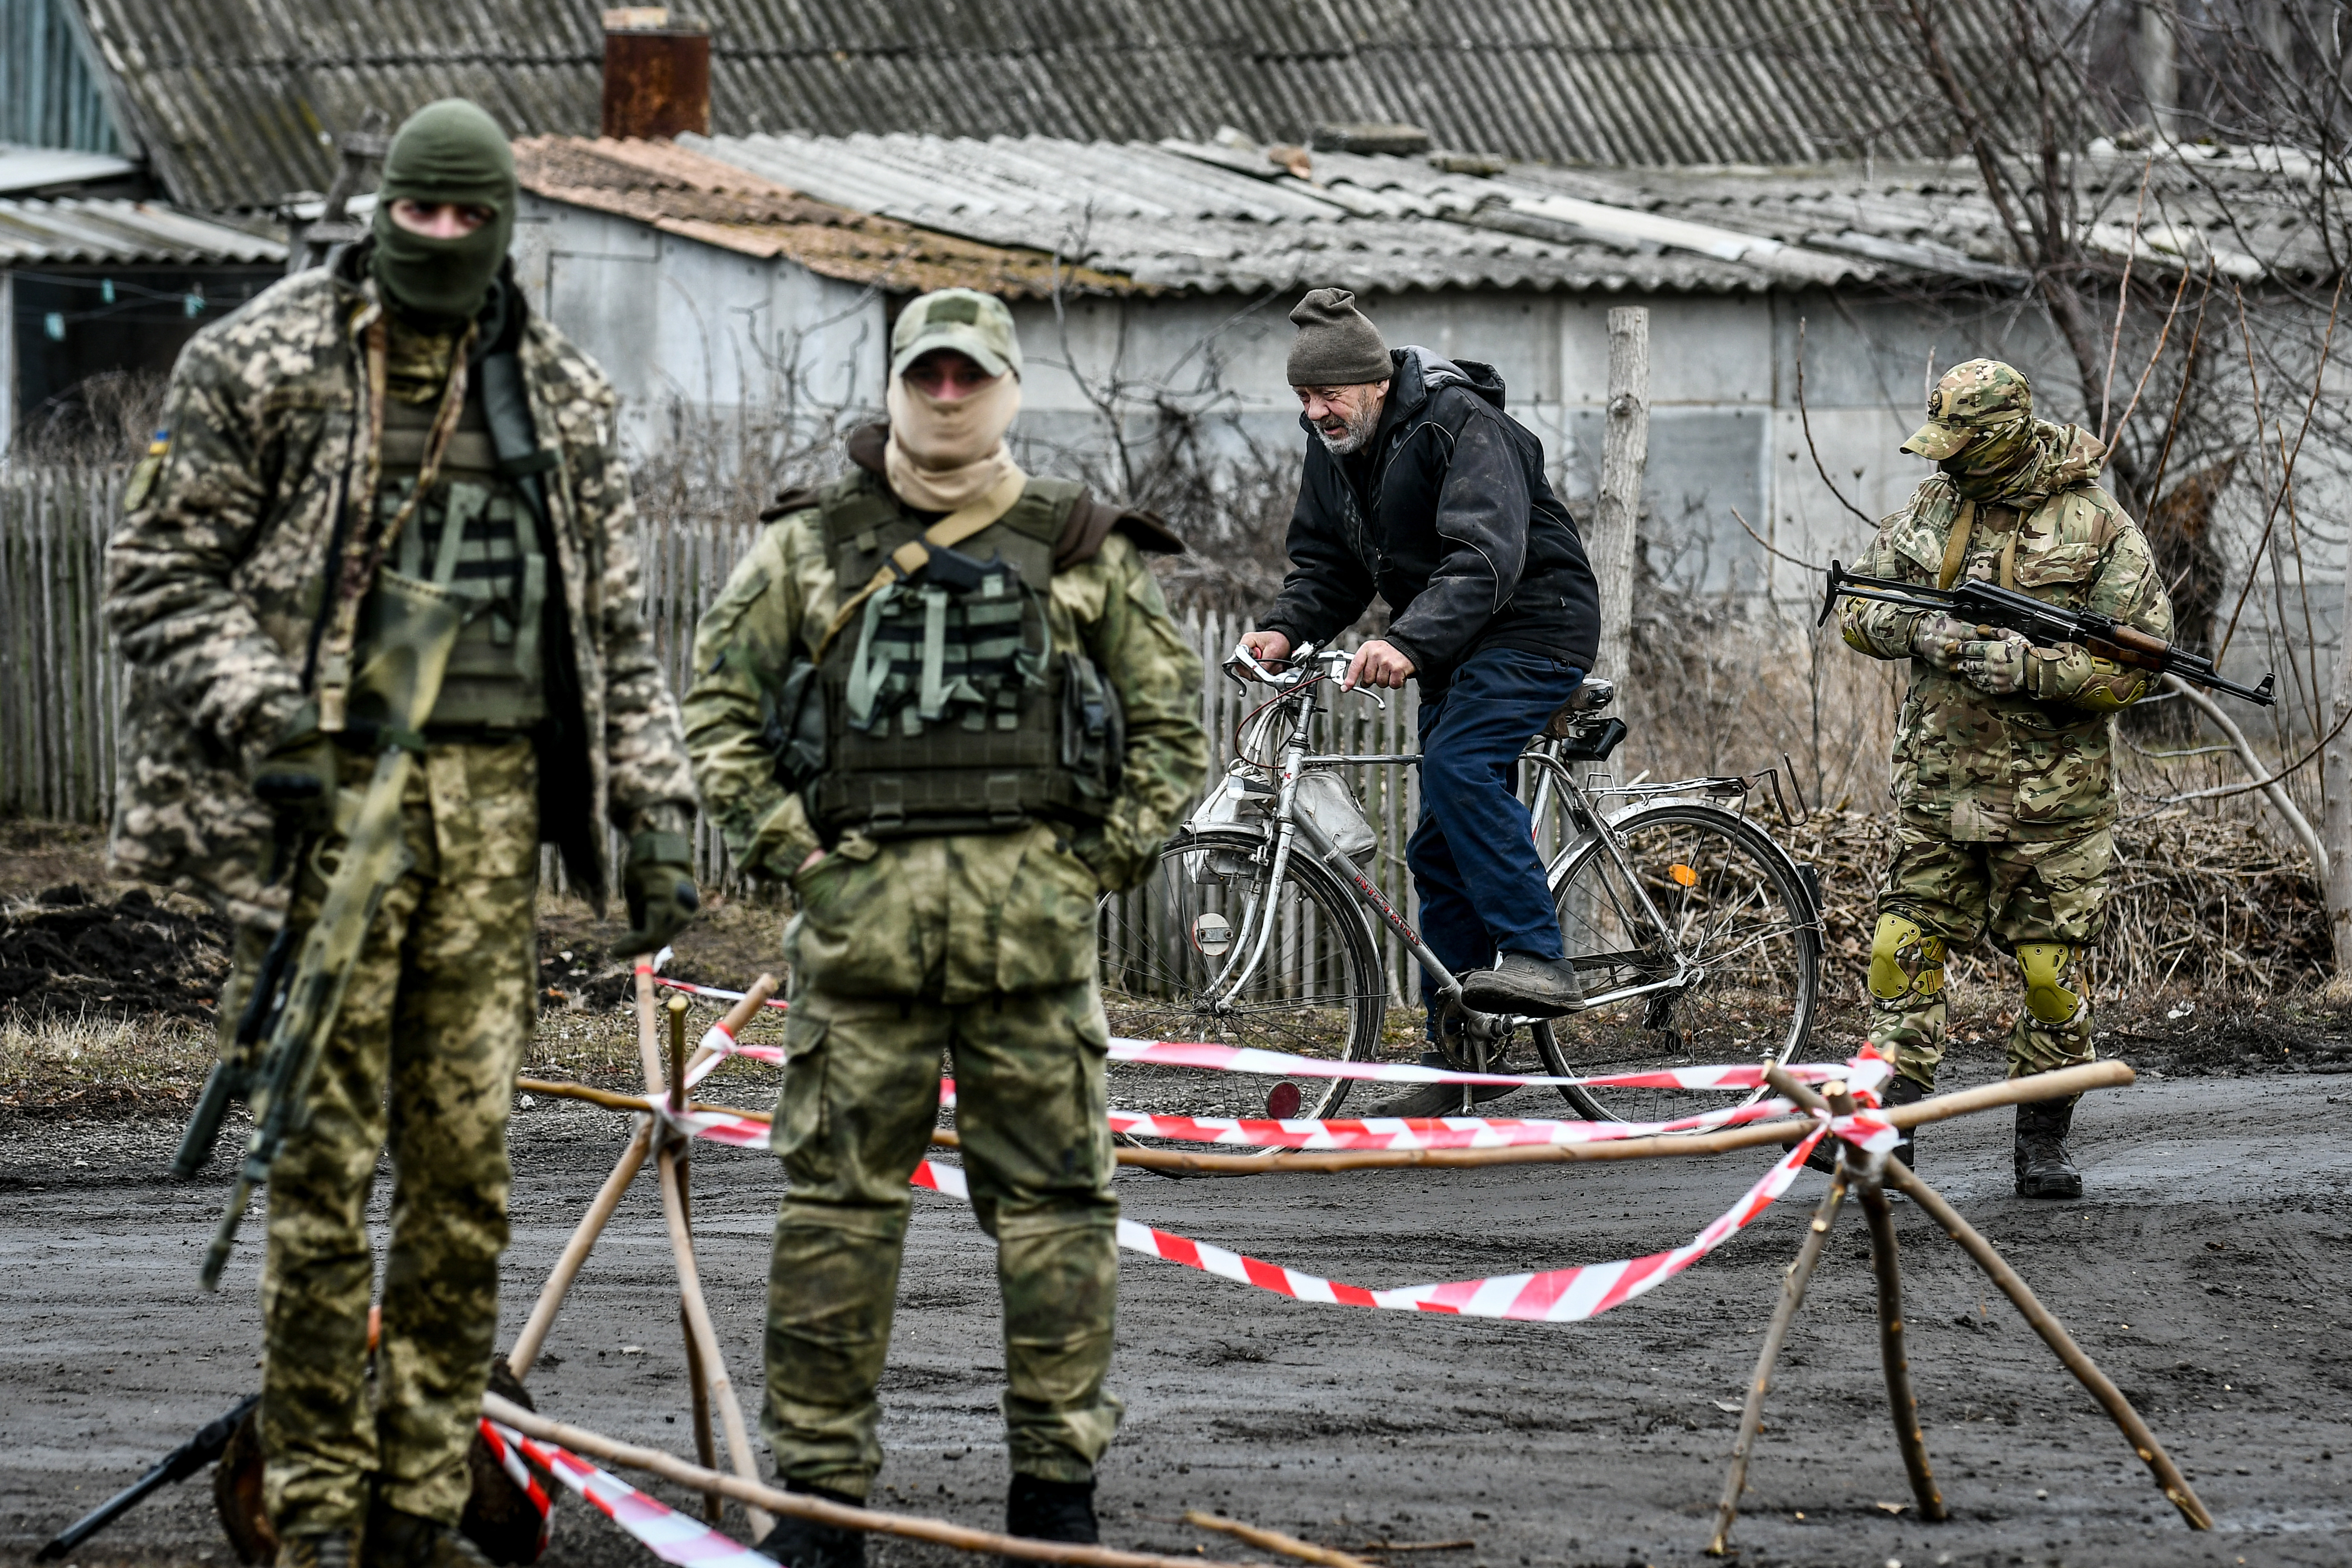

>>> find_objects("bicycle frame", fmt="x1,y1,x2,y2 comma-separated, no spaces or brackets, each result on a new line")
1201,648,1709,1022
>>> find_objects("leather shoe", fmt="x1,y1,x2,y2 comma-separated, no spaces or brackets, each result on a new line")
1459,952,1585,1018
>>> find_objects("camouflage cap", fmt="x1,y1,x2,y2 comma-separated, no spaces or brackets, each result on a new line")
891,288,1022,380
1902,359,2033,460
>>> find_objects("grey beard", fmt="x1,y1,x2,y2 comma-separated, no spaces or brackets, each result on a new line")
1315,406,1379,456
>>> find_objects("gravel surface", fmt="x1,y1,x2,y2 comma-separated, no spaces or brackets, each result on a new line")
3,1064,2348,1568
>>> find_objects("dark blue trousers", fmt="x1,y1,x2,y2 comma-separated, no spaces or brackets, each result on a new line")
1407,647,1583,1024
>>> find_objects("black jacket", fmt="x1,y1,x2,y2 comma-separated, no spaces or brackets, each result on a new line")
1260,347,1600,691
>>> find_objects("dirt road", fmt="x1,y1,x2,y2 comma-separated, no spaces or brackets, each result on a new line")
3,1058,2346,1568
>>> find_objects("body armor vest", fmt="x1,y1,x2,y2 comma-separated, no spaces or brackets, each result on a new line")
368,385,548,730
807,473,1124,838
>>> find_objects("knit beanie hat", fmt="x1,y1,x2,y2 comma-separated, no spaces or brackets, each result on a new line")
1287,288,1392,386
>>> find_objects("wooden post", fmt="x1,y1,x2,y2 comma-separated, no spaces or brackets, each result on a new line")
1706,1157,1846,1556
1591,306,1649,688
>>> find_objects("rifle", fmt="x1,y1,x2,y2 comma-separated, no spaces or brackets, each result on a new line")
36,1393,259,1559
190,570,467,1290
1819,560,2276,707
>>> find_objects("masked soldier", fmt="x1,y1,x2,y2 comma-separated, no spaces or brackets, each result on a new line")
105,101,698,1567
1839,359,2171,1199
684,288,1206,1566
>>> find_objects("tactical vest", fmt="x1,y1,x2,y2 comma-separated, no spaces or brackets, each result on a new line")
366,386,548,730
807,473,1123,838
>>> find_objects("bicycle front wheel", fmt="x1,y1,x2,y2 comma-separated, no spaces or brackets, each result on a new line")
1536,804,1819,1124
1097,827,1387,1125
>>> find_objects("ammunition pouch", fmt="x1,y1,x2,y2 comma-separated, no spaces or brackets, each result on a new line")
803,473,1126,840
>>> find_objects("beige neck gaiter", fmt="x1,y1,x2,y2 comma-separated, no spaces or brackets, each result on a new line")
884,372,1025,512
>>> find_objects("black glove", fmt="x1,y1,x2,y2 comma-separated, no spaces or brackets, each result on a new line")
615,830,700,957
249,705,339,838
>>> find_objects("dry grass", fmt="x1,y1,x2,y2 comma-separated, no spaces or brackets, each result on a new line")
0,1005,213,1111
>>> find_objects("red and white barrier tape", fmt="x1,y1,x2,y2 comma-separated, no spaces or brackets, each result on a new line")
681,1020,1894,1099
475,1419,555,1556
491,1421,774,1568
911,1104,1890,1321
1103,1096,1798,1151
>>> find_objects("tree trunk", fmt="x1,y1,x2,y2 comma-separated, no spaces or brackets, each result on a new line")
2326,545,2352,1002
1591,307,1648,687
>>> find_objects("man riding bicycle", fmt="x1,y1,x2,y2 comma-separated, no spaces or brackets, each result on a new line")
1239,289,1603,1111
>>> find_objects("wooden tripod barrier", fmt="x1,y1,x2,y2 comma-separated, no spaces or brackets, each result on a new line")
503,965,778,1536
1703,1066,2209,1556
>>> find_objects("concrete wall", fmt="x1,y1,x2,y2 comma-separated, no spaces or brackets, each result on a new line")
508,194,887,455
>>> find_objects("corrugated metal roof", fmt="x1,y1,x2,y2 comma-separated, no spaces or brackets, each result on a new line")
72,0,2017,212
0,196,287,264
512,135,1133,298
0,142,140,195
690,131,1891,296
682,131,2334,297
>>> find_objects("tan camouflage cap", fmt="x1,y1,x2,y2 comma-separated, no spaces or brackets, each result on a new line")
891,288,1022,380
1902,358,2033,460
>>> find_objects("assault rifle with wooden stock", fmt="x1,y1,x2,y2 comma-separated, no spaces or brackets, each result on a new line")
1819,560,2276,707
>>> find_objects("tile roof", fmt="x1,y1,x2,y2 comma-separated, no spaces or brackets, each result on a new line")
0,195,286,265
74,0,2017,212
511,136,1130,298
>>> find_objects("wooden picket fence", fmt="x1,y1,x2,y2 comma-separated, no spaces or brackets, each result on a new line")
0,465,1432,980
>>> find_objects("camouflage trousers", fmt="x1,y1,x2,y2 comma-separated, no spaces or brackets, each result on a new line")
1868,825,2112,1092
217,740,539,1536
764,980,1122,1498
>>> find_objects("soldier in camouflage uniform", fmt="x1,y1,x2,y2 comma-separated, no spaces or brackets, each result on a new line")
1840,359,2172,1200
105,102,698,1568
684,289,1206,1568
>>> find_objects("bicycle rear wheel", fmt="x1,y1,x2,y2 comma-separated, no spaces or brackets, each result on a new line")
1535,803,1819,1125
1097,827,1387,1125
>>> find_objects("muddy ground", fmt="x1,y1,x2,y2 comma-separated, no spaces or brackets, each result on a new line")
3,826,2349,1568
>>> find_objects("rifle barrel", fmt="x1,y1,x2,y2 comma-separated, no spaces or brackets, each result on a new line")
36,1395,258,1559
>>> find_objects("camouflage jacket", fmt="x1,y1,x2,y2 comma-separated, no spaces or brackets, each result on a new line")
105,247,695,925
684,438,1207,1002
1840,426,2172,842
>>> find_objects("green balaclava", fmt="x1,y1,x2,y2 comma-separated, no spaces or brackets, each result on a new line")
369,100,517,325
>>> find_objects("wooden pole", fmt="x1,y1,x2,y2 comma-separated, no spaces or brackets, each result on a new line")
1818,1077,1945,1523
508,1121,652,1379
682,973,780,1085
666,994,723,1524
1884,1162,2212,1530
515,1061,2134,1175
656,1142,774,1538
1858,1176,1945,1520
480,1394,1261,1568
1182,1511,1374,1568
1591,306,1648,689
1705,1156,1847,1556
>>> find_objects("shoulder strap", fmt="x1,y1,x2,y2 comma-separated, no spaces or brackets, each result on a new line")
814,466,1030,661
1935,500,1976,591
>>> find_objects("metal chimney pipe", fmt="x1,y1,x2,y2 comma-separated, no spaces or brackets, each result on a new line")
601,8,711,140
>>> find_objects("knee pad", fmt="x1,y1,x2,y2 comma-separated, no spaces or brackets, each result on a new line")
2017,943,2086,1026
1868,913,1946,1003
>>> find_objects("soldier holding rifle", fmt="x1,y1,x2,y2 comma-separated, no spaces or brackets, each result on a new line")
1838,358,2179,1200
106,101,697,1568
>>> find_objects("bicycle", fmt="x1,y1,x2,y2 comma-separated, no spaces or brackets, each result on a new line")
1097,643,1823,1130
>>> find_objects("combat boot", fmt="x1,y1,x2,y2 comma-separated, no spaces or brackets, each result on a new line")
274,1532,358,1568
1004,1474,1098,1565
1882,1075,1925,1169
365,1505,492,1568
753,1481,867,1568
2013,1096,2083,1200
